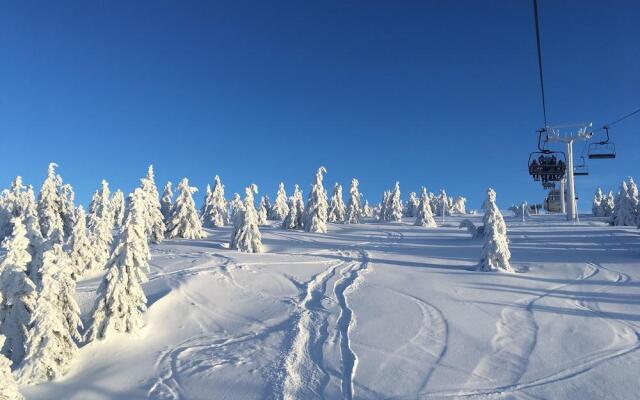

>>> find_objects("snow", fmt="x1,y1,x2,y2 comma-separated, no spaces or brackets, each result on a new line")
18,213,640,399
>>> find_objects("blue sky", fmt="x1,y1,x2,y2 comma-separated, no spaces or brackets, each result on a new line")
1,1,638,210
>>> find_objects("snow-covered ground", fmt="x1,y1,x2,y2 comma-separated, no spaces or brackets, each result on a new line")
21,214,640,399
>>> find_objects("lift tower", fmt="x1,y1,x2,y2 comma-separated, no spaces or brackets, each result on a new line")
546,124,592,221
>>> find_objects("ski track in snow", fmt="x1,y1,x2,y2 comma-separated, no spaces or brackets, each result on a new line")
332,249,370,400
363,287,449,398
281,257,346,399
426,261,640,399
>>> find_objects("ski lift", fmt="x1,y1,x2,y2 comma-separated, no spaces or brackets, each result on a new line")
573,156,589,176
588,127,616,159
528,150,567,183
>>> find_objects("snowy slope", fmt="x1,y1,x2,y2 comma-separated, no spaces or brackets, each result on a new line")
21,214,640,399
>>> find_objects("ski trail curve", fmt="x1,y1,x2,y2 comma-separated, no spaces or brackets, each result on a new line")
463,264,598,390
333,249,370,400
282,259,345,400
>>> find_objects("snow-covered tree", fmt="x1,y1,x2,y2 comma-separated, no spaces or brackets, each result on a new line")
18,243,82,384
22,187,45,283
362,199,372,218
388,182,403,222
414,187,436,227
37,163,64,241
86,180,114,273
270,183,289,221
202,176,228,228
160,181,173,223
59,184,76,238
603,191,615,217
0,316,23,400
0,217,37,364
67,206,93,280
406,192,419,218
378,191,389,221
478,188,512,272
283,185,304,230
451,196,467,214
228,193,244,225
257,196,270,225
200,184,212,218
611,178,638,226
111,190,125,230
327,183,346,223
304,167,329,233
345,179,362,224
166,178,206,239
140,165,166,244
435,189,451,217
86,189,150,341
592,188,604,217
0,177,31,240
230,184,262,253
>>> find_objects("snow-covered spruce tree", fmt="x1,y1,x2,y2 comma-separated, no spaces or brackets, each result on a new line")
436,189,451,217
304,167,329,233
67,206,93,280
166,178,206,239
228,193,244,225
362,199,372,218
86,180,114,273
257,196,270,225
270,183,289,221
378,191,389,221
200,184,212,218
603,191,615,217
202,175,228,228
345,178,362,224
140,165,166,244
0,177,30,240
37,163,64,241
283,196,299,230
451,196,467,214
611,179,638,226
230,184,263,253
406,192,419,218
415,187,436,227
111,189,125,230
327,183,346,223
388,182,403,222
18,243,82,384
0,306,23,400
160,181,173,223
283,185,305,230
0,217,37,364
22,187,45,283
59,184,76,238
592,188,604,217
86,189,150,341
478,188,512,272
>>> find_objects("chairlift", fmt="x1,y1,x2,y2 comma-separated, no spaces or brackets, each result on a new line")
528,150,567,183
573,156,589,176
588,127,616,159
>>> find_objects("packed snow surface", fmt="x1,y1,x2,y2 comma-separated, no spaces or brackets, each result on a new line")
21,214,640,399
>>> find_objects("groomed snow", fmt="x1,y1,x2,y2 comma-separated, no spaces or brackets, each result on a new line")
20,214,640,399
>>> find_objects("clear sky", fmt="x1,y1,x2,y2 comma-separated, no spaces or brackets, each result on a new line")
1,1,638,210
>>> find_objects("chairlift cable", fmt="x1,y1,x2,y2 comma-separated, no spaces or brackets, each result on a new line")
602,106,640,129
532,0,548,128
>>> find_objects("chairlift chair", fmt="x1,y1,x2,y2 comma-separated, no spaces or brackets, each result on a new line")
588,127,616,159
573,156,589,176
588,142,616,159
528,150,567,183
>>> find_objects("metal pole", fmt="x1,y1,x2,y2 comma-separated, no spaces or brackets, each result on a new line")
441,196,445,224
566,140,576,221
522,202,526,224
560,178,566,214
